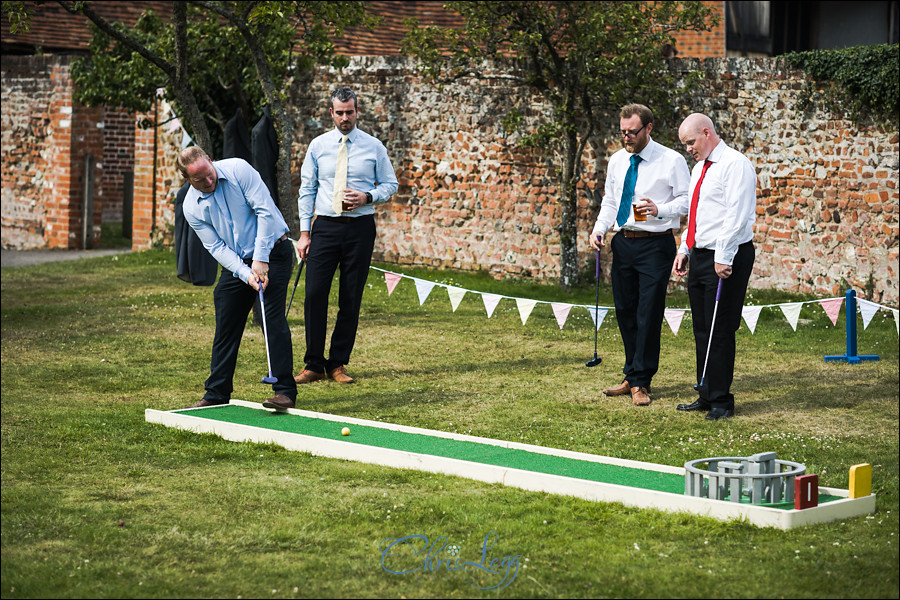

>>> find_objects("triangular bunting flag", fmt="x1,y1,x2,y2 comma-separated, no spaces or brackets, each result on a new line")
892,308,899,337
780,302,803,331
482,293,503,318
414,279,436,306
818,297,843,326
858,298,879,330
551,303,572,329
587,307,609,331
664,308,686,335
384,272,402,295
742,305,762,334
447,286,467,312
515,298,537,325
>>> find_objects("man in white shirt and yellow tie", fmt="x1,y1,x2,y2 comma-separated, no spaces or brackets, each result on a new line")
589,104,691,407
291,87,399,390
673,113,757,421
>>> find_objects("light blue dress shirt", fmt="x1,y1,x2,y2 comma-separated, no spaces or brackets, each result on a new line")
182,158,289,283
297,127,399,231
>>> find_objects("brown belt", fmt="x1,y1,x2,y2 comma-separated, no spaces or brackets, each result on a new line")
620,229,673,239
274,233,289,245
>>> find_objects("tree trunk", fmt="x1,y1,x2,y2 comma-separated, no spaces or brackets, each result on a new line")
557,127,580,288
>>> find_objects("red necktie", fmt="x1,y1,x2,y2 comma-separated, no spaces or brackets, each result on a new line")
685,159,712,250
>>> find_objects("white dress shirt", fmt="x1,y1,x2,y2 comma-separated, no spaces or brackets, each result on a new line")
592,137,691,236
677,140,757,265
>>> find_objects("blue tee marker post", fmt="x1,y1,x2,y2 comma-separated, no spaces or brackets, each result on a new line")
824,289,880,364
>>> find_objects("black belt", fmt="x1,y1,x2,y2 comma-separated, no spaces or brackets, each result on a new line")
620,229,673,239
318,215,356,224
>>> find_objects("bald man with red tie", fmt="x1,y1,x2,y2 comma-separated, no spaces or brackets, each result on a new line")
672,113,757,421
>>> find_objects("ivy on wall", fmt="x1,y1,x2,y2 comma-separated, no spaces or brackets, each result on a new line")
785,44,899,126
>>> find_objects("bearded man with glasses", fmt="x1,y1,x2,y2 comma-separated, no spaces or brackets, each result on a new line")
588,104,691,407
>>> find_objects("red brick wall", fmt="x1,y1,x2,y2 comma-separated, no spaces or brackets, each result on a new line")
101,107,135,222
3,54,103,249
672,1,726,59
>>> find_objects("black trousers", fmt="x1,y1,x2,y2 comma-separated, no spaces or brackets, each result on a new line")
610,231,676,389
303,215,376,373
203,238,297,402
687,242,755,410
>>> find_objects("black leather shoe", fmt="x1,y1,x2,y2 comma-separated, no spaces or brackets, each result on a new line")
676,400,709,412
705,408,734,421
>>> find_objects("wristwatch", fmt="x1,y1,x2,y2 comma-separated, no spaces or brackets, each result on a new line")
365,192,373,204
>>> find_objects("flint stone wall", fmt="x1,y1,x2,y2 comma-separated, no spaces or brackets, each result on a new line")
289,55,898,304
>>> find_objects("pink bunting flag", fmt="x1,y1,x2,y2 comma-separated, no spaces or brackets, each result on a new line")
551,303,572,329
384,272,402,295
818,297,843,326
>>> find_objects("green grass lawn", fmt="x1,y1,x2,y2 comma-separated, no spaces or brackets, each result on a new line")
2,249,898,598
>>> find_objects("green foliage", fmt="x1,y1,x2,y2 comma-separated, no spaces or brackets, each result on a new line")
67,2,377,153
785,44,899,126
402,1,719,286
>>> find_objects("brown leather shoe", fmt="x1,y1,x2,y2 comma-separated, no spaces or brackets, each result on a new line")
184,399,227,409
327,365,355,384
294,369,327,384
262,394,295,410
632,386,651,406
603,380,631,396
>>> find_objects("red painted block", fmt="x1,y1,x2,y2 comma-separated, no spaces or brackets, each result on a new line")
795,474,819,510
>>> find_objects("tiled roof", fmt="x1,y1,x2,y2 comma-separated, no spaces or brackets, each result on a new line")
1,1,461,56
1,2,174,54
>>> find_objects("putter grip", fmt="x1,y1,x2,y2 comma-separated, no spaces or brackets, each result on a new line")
595,250,600,278
715,278,723,302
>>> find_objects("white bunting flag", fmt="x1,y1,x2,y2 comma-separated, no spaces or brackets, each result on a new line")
447,286,467,312
414,278,436,306
741,305,762,334
516,298,537,325
384,272,402,295
818,297,843,326
780,302,803,331
551,303,572,329
587,307,609,331
858,298,880,330
664,308,686,335
482,293,503,318
892,308,899,336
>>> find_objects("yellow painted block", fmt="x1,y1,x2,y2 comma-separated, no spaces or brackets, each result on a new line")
849,463,872,499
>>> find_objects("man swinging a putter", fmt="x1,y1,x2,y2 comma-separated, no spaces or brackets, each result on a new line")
673,113,757,421
178,146,298,410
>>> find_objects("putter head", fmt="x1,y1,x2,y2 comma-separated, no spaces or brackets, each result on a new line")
261,375,278,384
585,355,603,367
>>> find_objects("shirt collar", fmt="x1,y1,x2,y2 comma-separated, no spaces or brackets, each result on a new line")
632,137,657,162
707,140,727,163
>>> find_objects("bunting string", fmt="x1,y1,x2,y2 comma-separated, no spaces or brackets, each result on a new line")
369,267,900,337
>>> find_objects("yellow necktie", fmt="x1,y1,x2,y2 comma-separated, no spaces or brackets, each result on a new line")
332,135,348,215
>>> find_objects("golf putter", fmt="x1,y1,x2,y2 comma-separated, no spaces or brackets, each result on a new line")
257,286,278,384
286,240,304,317
585,246,603,367
694,278,724,392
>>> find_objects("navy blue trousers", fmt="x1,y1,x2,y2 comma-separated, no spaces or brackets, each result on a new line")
687,242,755,410
303,215,376,373
203,238,297,402
610,231,676,389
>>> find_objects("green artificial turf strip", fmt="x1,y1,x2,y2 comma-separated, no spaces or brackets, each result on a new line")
176,404,844,507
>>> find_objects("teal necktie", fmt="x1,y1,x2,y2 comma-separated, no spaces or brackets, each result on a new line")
616,154,642,227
